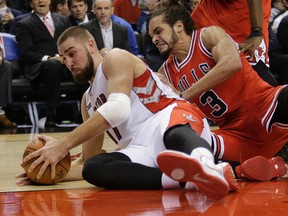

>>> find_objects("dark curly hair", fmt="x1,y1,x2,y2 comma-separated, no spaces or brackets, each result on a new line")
150,0,195,35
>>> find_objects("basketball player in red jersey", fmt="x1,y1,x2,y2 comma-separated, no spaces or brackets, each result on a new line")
191,0,278,86
149,0,287,181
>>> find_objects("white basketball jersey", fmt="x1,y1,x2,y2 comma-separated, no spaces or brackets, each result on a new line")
85,62,181,148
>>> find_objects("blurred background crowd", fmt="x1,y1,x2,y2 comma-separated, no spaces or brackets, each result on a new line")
0,0,288,131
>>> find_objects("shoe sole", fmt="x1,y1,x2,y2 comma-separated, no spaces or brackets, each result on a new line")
240,156,287,181
157,151,229,200
221,163,239,191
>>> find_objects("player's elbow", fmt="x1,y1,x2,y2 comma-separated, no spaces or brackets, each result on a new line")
97,93,131,128
234,56,243,71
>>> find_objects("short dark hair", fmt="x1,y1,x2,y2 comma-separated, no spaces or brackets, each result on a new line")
67,0,87,9
57,26,94,47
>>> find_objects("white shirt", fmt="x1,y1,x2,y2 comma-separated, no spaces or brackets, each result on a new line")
76,14,89,25
99,20,113,50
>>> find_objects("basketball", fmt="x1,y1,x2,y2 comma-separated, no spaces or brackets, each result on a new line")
22,137,71,185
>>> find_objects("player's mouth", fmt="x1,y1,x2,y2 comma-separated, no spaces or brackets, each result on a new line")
156,43,166,52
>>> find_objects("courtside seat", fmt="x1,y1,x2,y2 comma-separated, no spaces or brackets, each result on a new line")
12,74,33,101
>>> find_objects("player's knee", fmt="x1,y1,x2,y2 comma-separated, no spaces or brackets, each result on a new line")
82,156,107,187
164,124,211,153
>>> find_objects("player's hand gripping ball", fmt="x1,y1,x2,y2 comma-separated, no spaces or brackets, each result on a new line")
22,137,71,184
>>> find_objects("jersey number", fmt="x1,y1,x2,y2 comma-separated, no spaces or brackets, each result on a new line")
200,90,227,117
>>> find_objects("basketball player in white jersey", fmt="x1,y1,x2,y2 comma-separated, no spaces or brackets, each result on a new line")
18,26,237,200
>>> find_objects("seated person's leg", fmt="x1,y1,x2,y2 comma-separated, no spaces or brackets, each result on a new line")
0,61,17,128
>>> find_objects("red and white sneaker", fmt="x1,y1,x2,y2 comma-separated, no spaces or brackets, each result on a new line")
157,150,229,200
216,162,239,191
235,156,287,181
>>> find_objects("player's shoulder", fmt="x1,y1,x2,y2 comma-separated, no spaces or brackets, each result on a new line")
202,26,225,34
104,48,132,62
200,26,227,43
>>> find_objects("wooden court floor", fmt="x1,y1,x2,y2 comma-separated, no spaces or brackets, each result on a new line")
1,131,288,215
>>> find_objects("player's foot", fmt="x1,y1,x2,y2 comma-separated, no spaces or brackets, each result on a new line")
235,156,287,181
216,162,239,191
157,150,229,200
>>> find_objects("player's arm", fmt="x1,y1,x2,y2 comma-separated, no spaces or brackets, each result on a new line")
49,49,135,152
79,93,105,161
238,0,263,59
181,26,242,101
23,49,136,180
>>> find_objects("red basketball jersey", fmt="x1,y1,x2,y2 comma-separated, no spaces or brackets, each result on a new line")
163,29,288,161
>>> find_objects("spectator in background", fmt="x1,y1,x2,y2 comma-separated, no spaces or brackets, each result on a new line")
268,24,288,84
6,0,31,14
190,0,200,11
113,0,141,31
270,0,287,23
67,0,94,26
0,0,22,33
270,0,288,33
51,0,70,16
277,14,288,54
139,0,167,71
0,48,16,128
137,0,158,35
111,13,140,56
82,0,130,56
14,0,74,127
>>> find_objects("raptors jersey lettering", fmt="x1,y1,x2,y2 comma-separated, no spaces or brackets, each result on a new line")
85,62,208,148
163,29,288,161
191,0,271,66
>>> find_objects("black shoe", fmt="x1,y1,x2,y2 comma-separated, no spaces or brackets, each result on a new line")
0,114,17,128
45,114,57,127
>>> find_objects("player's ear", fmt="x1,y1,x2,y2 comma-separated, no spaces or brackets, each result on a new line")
88,38,97,52
174,21,184,33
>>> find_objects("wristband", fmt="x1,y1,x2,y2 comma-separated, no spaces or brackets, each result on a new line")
248,28,263,38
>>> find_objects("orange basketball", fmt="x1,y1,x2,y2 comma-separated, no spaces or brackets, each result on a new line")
22,137,71,185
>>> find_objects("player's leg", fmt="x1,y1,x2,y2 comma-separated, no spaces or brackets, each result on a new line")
82,151,183,189
235,86,288,181
157,124,237,200
212,129,287,181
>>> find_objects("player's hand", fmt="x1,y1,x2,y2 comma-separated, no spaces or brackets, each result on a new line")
155,73,180,95
22,135,69,180
71,152,82,161
238,35,262,61
15,173,34,185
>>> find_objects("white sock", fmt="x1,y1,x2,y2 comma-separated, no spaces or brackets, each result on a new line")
161,173,181,189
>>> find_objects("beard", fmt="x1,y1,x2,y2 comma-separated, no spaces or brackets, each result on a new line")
160,30,178,56
73,50,94,85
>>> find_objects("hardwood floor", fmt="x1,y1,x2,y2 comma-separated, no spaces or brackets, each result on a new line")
0,131,288,215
